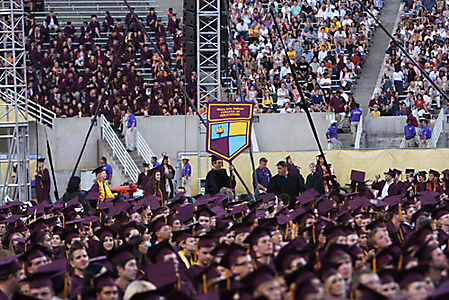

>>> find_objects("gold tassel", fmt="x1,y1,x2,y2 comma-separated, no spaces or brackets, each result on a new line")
22,262,26,275
312,225,316,244
194,244,198,262
62,215,65,228
290,283,295,300
225,269,231,290
315,251,321,270
372,256,377,273
284,222,289,240
77,294,81,300
398,227,404,242
176,272,181,290
64,274,68,299
202,273,208,294
397,254,403,271
398,203,402,220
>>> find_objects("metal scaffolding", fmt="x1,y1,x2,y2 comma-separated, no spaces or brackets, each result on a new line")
196,0,221,108
0,0,31,202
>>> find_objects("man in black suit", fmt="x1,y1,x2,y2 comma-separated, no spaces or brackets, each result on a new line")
268,161,307,208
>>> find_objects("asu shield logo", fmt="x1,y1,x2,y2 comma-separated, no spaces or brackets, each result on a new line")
206,102,254,162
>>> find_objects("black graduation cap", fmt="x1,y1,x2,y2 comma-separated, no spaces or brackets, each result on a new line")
194,207,216,219
92,271,117,291
395,264,427,288
19,245,50,265
171,229,193,244
107,244,135,266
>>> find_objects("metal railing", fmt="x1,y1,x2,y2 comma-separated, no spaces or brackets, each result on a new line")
429,108,444,148
0,90,55,127
399,136,406,148
354,114,364,149
251,123,260,152
135,128,156,167
100,115,139,182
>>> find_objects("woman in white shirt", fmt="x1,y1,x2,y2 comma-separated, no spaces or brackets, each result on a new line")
277,82,290,107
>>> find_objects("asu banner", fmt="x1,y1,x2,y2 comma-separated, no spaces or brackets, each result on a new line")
206,102,254,162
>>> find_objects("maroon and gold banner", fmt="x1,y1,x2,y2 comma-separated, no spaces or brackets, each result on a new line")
206,102,254,162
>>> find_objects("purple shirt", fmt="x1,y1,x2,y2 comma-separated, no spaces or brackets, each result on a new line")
254,167,272,188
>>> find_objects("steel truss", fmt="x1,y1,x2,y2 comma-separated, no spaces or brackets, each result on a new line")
0,0,31,202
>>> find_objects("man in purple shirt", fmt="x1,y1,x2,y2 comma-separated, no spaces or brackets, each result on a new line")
253,157,272,193
100,156,113,185
181,157,192,196
404,118,416,148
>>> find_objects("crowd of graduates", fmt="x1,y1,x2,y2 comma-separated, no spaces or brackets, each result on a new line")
2,158,449,300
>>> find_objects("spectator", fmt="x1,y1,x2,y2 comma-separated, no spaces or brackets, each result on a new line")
329,90,346,131
420,119,431,148
45,10,59,32
326,120,342,150
404,118,417,148
253,157,272,193
371,105,381,117
349,103,362,145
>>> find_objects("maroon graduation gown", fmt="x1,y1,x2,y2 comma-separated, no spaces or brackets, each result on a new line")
35,168,51,203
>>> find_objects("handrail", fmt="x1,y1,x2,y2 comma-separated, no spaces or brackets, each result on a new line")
135,128,156,167
251,123,260,152
354,114,363,149
100,115,140,182
399,136,406,148
429,108,444,148
0,90,55,127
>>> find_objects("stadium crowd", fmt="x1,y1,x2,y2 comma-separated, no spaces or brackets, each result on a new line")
371,0,449,119
3,154,449,300
24,0,384,120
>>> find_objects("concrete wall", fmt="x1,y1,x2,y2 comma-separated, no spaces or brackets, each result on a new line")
29,118,101,196
136,112,334,158
364,116,407,133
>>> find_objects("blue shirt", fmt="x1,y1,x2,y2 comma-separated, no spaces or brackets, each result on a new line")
326,125,339,139
404,125,416,138
350,108,363,122
422,125,432,140
153,161,160,168
182,162,192,177
127,113,137,129
311,94,323,105
102,163,113,180
254,167,272,188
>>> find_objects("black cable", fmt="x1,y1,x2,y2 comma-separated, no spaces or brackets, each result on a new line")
71,23,131,178
270,9,339,192
222,0,259,200
356,0,449,102
44,126,59,200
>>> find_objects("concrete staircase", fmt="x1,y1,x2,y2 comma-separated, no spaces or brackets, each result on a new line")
352,0,403,113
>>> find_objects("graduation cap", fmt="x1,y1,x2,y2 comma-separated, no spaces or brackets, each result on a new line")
228,204,248,217
171,229,193,244
19,245,50,265
284,263,318,287
429,169,440,177
366,219,387,231
323,224,347,241
383,169,395,177
147,240,176,264
405,169,415,174
392,168,402,176
243,227,269,246
176,204,195,223
295,189,319,205
230,223,251,235
350,170,366,182
94,226,117,239
27,230,48,246
93,271,117,291
219,243,248,269
242,265,275,292
358,284,389,300
317,200,335,215
107,244,135,266
415,244,439,262
378,268,396,284
317,261,340,282
37,157,45,162
395,265,427,288
25,271,54,289
143,260,177,289
194,207,216,219
60,228,80,244
210,206,227,219
274,245,305,273
197,235,216,249
195,265,224,293
92,166,106,175
0,254,21,277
